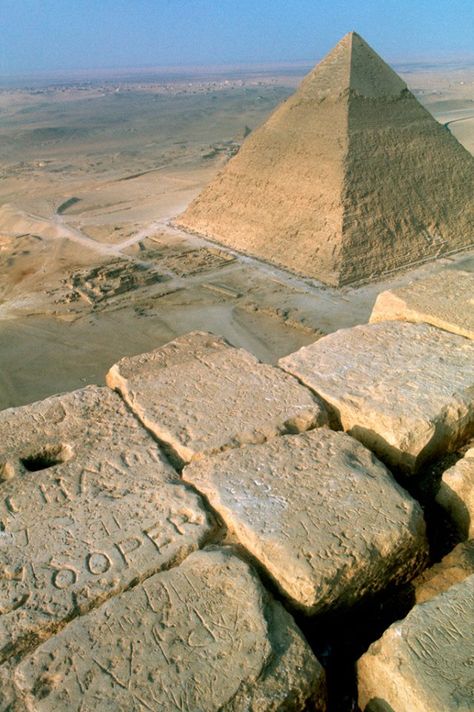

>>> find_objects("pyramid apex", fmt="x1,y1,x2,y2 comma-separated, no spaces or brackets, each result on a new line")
299,32,406,101
336,30,362,45
347,32,407,97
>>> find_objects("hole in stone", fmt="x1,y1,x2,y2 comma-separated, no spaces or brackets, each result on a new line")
20,444,73,472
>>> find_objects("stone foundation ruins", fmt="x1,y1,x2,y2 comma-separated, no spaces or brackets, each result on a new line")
1,268,473,711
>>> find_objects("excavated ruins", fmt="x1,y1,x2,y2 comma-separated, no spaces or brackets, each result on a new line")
178,32,474,286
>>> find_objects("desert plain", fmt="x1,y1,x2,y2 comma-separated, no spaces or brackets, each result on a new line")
1,58,473,410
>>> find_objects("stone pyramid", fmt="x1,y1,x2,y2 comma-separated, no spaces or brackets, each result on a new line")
177,32,474,286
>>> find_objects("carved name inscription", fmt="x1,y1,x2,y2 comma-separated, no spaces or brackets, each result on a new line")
10,550,324,711
358,576,474,711
0,388,215,662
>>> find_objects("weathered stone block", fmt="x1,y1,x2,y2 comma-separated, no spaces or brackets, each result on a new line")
106,331,327,465
0,386,215,661
412,539,474,603
279,322,474,473
358,575,474,711
370,269,474,340
184,430,427,615
436,448,474,539
5,548,327,711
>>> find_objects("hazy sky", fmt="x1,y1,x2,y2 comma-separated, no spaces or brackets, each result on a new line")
1,0,473,75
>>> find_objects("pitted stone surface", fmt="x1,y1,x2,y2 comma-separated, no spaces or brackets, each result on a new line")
279,322,474,473
436,449,474,539
4,548,327,712
413,540,474,604
184,430,427,615
357,575,474,711
370,269,474,340
0,386,215,661
106,331,327,465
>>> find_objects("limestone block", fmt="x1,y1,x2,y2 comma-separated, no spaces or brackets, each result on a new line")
357,575,474,711
413,539,474,603
279,322,474,473
106,331,327,466
436,449,474,539
184,430,427,615
370,270,474,340
0,387,215,661
6,548,327,712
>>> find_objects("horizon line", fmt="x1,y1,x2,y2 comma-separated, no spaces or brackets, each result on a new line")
1,52,474,82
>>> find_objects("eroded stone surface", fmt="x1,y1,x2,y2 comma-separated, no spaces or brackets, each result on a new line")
5,548,327,712
370,269,474,340
357,575,474,711
279,322,474,473
413,540,474,603
106,331,327,465
184,430,427,615
0,386,215,661
436,448,474,539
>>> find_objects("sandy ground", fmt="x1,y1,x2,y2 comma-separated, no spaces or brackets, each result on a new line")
0,63,473,410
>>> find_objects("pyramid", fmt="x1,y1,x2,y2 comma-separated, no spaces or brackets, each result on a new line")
177,32,474,286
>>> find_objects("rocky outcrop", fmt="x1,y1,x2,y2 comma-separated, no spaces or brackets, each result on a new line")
436,448,474,539
357,575,474,711
106,331,327,466
184,429,427,615
279,321,474,473
0,387,216,661
370,269,474,340
3,548,327,711
178,32,474,286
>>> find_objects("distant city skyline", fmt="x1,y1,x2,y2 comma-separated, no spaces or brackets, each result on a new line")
1,0,473,75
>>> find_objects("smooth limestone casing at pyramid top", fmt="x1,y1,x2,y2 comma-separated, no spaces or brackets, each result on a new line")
177,32,474,286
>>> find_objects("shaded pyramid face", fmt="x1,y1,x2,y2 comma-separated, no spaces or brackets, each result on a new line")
178,32,474,286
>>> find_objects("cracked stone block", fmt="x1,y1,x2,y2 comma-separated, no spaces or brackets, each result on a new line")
4,548,327,712
370,269,474,340
106,331,328,466
436,448,474,539
183,430,427,615
413,540,474,604
357,575,474,712
279,322,474,473
0,386,216,662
